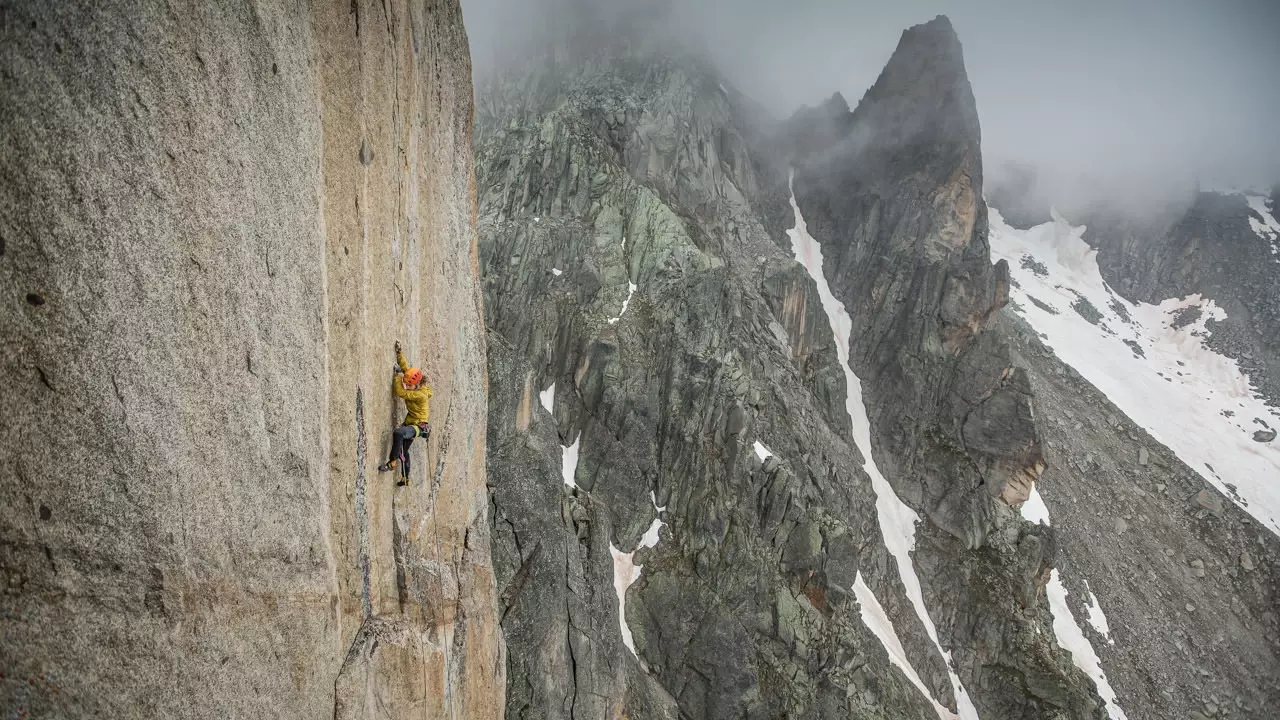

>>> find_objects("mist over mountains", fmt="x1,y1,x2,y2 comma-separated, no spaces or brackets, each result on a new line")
462,0,1280,216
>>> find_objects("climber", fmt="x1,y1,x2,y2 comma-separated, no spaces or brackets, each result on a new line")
378,340,433,485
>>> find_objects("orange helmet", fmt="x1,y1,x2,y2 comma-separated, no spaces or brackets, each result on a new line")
404,368,424,386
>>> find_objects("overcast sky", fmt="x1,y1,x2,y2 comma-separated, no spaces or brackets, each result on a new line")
462,0,1280,194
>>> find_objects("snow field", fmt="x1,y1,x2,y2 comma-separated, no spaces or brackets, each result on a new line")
989,208,1280,534
610,544,643,654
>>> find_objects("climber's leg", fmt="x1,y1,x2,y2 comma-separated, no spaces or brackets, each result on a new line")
401,432,414,468
392,425,416,461
378,425,418,472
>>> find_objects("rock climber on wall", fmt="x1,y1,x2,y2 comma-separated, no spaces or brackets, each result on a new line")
378,340,433,485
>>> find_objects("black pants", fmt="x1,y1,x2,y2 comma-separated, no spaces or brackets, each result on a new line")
389,422,430,465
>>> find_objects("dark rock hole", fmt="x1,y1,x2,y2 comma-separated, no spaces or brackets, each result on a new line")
39,505,51,521
26,292,45,305
272,62,279,75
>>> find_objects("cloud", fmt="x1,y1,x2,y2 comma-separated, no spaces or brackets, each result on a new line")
461,0,1280,199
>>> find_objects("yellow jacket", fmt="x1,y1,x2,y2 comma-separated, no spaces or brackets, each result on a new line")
394,350,433,425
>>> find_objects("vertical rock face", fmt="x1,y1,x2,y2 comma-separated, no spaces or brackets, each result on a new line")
777,18,1104,719
0,2,502,718
785,16,1037,546
478,13,1104,720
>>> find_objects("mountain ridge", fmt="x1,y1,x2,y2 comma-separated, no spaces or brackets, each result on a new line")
477,14,1110,719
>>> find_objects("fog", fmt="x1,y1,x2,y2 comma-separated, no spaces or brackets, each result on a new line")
462,0,1280,206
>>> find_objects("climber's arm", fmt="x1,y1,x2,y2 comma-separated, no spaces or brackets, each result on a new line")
393,374,411,399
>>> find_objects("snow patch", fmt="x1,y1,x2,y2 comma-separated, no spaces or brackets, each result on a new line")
539,382,555,414
853,573,960,720
1020,485,1052,525
1241,193,1279,257
639,517,663,549
612,494,665,656
753,441,774,462
1045,570,1129,720
608,234,636,325
608,464,669,656
608,282,638,325
1083,583,1113,644
610,544,643,655
787,175,979,719
650,490,667,513
1021,488,1128,719
990,207,1280,534
561,433,580,488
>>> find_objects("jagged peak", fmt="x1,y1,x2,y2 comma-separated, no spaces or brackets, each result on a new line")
778,14,979,169
842,15,976,153
890,14,964,74
821,91,850,116
902,14,960,46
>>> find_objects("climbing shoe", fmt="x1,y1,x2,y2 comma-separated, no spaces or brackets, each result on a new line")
377,460,398,473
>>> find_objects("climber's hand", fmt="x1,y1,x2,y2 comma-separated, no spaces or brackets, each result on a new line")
394,340,402,355
394,365,403,375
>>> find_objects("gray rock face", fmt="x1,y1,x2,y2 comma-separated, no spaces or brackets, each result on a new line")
782,17,1037,545
479,55,934,719
478,14,1104,720
772,18,1105,719
0,2,502,718
1003,313,1280,717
